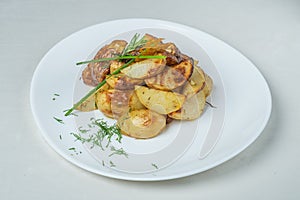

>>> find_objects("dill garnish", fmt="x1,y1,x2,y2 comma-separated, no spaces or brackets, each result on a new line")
109,161,116,167
52,93,60,101
78,126,90,134
53,117,64,124
151,163,159,169
109,146,128,158
68,147,82,155
70,118,122,151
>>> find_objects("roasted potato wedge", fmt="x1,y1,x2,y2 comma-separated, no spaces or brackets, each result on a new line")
96,89,146,119
109,60,124,73
117,109,166,139
145,59,193,91
121,57,166,79
168,90,206,120
106,73,144,90
96,90,114,118
180,65,206,98
96,89,134,119
135,86,186,114
129,91,146,110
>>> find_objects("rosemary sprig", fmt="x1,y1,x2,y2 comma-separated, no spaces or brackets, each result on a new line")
121,33,147,56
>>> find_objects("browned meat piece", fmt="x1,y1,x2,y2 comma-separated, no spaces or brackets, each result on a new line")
82,40,128,86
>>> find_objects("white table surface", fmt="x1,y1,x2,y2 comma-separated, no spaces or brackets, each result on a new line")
1,0,300,199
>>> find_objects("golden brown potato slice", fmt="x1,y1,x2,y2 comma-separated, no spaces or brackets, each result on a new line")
96,90,114,118
98,82,111,92
203,73,213,97
129,91,146,110
106,73,144,90
180,65,206,98
117,109,166,139
135,86,186,114
96,89,134,119
109,60,124,73
145,59,193,91
168,90,206,120
121,57,166,79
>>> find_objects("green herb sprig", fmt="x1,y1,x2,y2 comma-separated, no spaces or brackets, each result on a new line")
71,118,122,151
109,146,128,158
53,117,64,124
121,33,147,56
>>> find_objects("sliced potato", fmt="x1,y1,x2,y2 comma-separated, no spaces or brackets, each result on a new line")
121,57,166,79
96,90,114,118
129,91,146,110
117,109,166,139
135,86,185,114
168,90,206,120
203,73,213,97
145,59,193,91
98,82,111,92
109,60,124,73
96,89,147,119
181,65,205,98
106,73,143,90
75,93,97,112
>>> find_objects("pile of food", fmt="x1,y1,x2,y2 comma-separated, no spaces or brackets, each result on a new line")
74,34,213,139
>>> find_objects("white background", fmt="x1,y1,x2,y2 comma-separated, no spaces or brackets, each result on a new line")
1,0,299,199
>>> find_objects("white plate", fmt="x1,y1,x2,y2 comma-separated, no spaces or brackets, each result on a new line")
30,19,272,181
